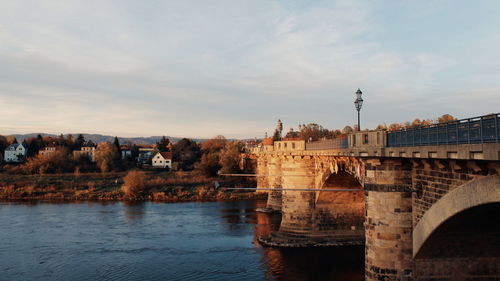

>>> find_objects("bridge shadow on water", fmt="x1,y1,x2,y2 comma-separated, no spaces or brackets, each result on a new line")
250,200,365,281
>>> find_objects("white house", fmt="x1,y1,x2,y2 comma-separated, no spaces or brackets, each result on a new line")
152,152,173,169
73,146,96,162
4,143,28,163
39,144,59,157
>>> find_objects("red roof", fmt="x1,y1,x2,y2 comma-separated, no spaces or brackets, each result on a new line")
261,138,274,145
158,152,173,159
137,145,154,148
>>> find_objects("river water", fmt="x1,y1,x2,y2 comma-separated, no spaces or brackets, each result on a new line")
0,200,364,281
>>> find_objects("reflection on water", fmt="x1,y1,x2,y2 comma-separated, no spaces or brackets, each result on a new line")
123,201,146,221
0,200,363,281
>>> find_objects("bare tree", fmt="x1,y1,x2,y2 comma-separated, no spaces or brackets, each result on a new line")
95,142,119,172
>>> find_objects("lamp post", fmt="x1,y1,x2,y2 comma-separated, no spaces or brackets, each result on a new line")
354,88,363,131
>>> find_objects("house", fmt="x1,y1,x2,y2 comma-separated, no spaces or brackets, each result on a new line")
120,145,132,159
254,137,274,152
4,143,28,163
152,152,173,169
39,144,59,157
136,145,155,164
73,145,96,162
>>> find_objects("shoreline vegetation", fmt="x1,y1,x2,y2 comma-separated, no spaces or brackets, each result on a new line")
0,170,266,203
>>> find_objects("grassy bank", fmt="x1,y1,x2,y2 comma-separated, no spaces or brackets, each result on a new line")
0,171,266,202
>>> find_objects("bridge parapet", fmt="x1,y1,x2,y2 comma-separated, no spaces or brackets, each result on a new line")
255,142,500,162
388,113,500,147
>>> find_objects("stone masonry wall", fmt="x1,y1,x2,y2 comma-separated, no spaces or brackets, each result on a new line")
364,158,414,281
411,160,500,227
279,155,316,235
256,156,269,193
266,156,283,211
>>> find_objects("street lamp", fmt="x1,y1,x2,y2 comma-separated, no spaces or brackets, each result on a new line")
354,88,363,131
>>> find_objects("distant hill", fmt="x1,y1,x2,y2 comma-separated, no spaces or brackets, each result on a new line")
9,133,207,145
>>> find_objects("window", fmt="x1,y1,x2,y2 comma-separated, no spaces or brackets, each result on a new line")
363,134,369,144
292,142,296,149
284,143,287,148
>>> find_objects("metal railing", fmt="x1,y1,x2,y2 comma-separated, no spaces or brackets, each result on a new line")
305,137,348,150
387,113,500,147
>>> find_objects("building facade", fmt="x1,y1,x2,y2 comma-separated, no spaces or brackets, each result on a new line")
39,145,58,157
152,152,173,169
4,143,27,163
73,146,96,162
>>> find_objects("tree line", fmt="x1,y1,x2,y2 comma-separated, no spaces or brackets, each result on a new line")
0,133,246,178
271,114,457,142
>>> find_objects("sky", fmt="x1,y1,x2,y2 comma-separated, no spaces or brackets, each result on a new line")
1,0,499,139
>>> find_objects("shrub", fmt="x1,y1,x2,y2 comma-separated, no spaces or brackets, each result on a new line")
21,148,74,174
121,170,147,198
95,142,120,172
197,153,220,177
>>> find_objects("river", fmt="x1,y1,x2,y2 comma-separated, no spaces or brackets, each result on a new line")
0,200,364,281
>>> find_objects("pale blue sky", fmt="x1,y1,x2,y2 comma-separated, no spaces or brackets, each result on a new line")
1,0,499,138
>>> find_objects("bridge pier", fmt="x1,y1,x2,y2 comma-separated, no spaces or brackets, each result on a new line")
256,155,269,193
364,159,413,281
266,156,283,212
259,155,365,246
279,155,316,236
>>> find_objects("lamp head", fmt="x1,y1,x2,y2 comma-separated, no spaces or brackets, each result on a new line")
355,88,362,100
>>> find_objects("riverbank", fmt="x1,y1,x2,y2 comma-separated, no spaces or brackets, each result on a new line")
0,171,266,202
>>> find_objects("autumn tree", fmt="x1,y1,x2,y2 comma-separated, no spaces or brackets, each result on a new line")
198,153,221,177
284,128,299,138
219,141,244,174
22,147,74,174
95,142,120,172
201,135,227,153
298,123,335,141
438,114,456,123
197,136,228,176
388,123,403,131
156,136,171,152
173,138,201,170
113,136,122,156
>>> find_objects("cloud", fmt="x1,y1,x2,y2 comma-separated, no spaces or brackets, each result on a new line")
0,0,499,137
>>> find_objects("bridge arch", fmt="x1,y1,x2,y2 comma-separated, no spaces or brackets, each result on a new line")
413,175,500,258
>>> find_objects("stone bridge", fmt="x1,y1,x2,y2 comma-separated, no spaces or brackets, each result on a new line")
249,114,500,281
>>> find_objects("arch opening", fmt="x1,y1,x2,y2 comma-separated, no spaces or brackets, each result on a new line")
414,203,500,280
415,202,500,259
413,175,500,257
313,171,365,241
